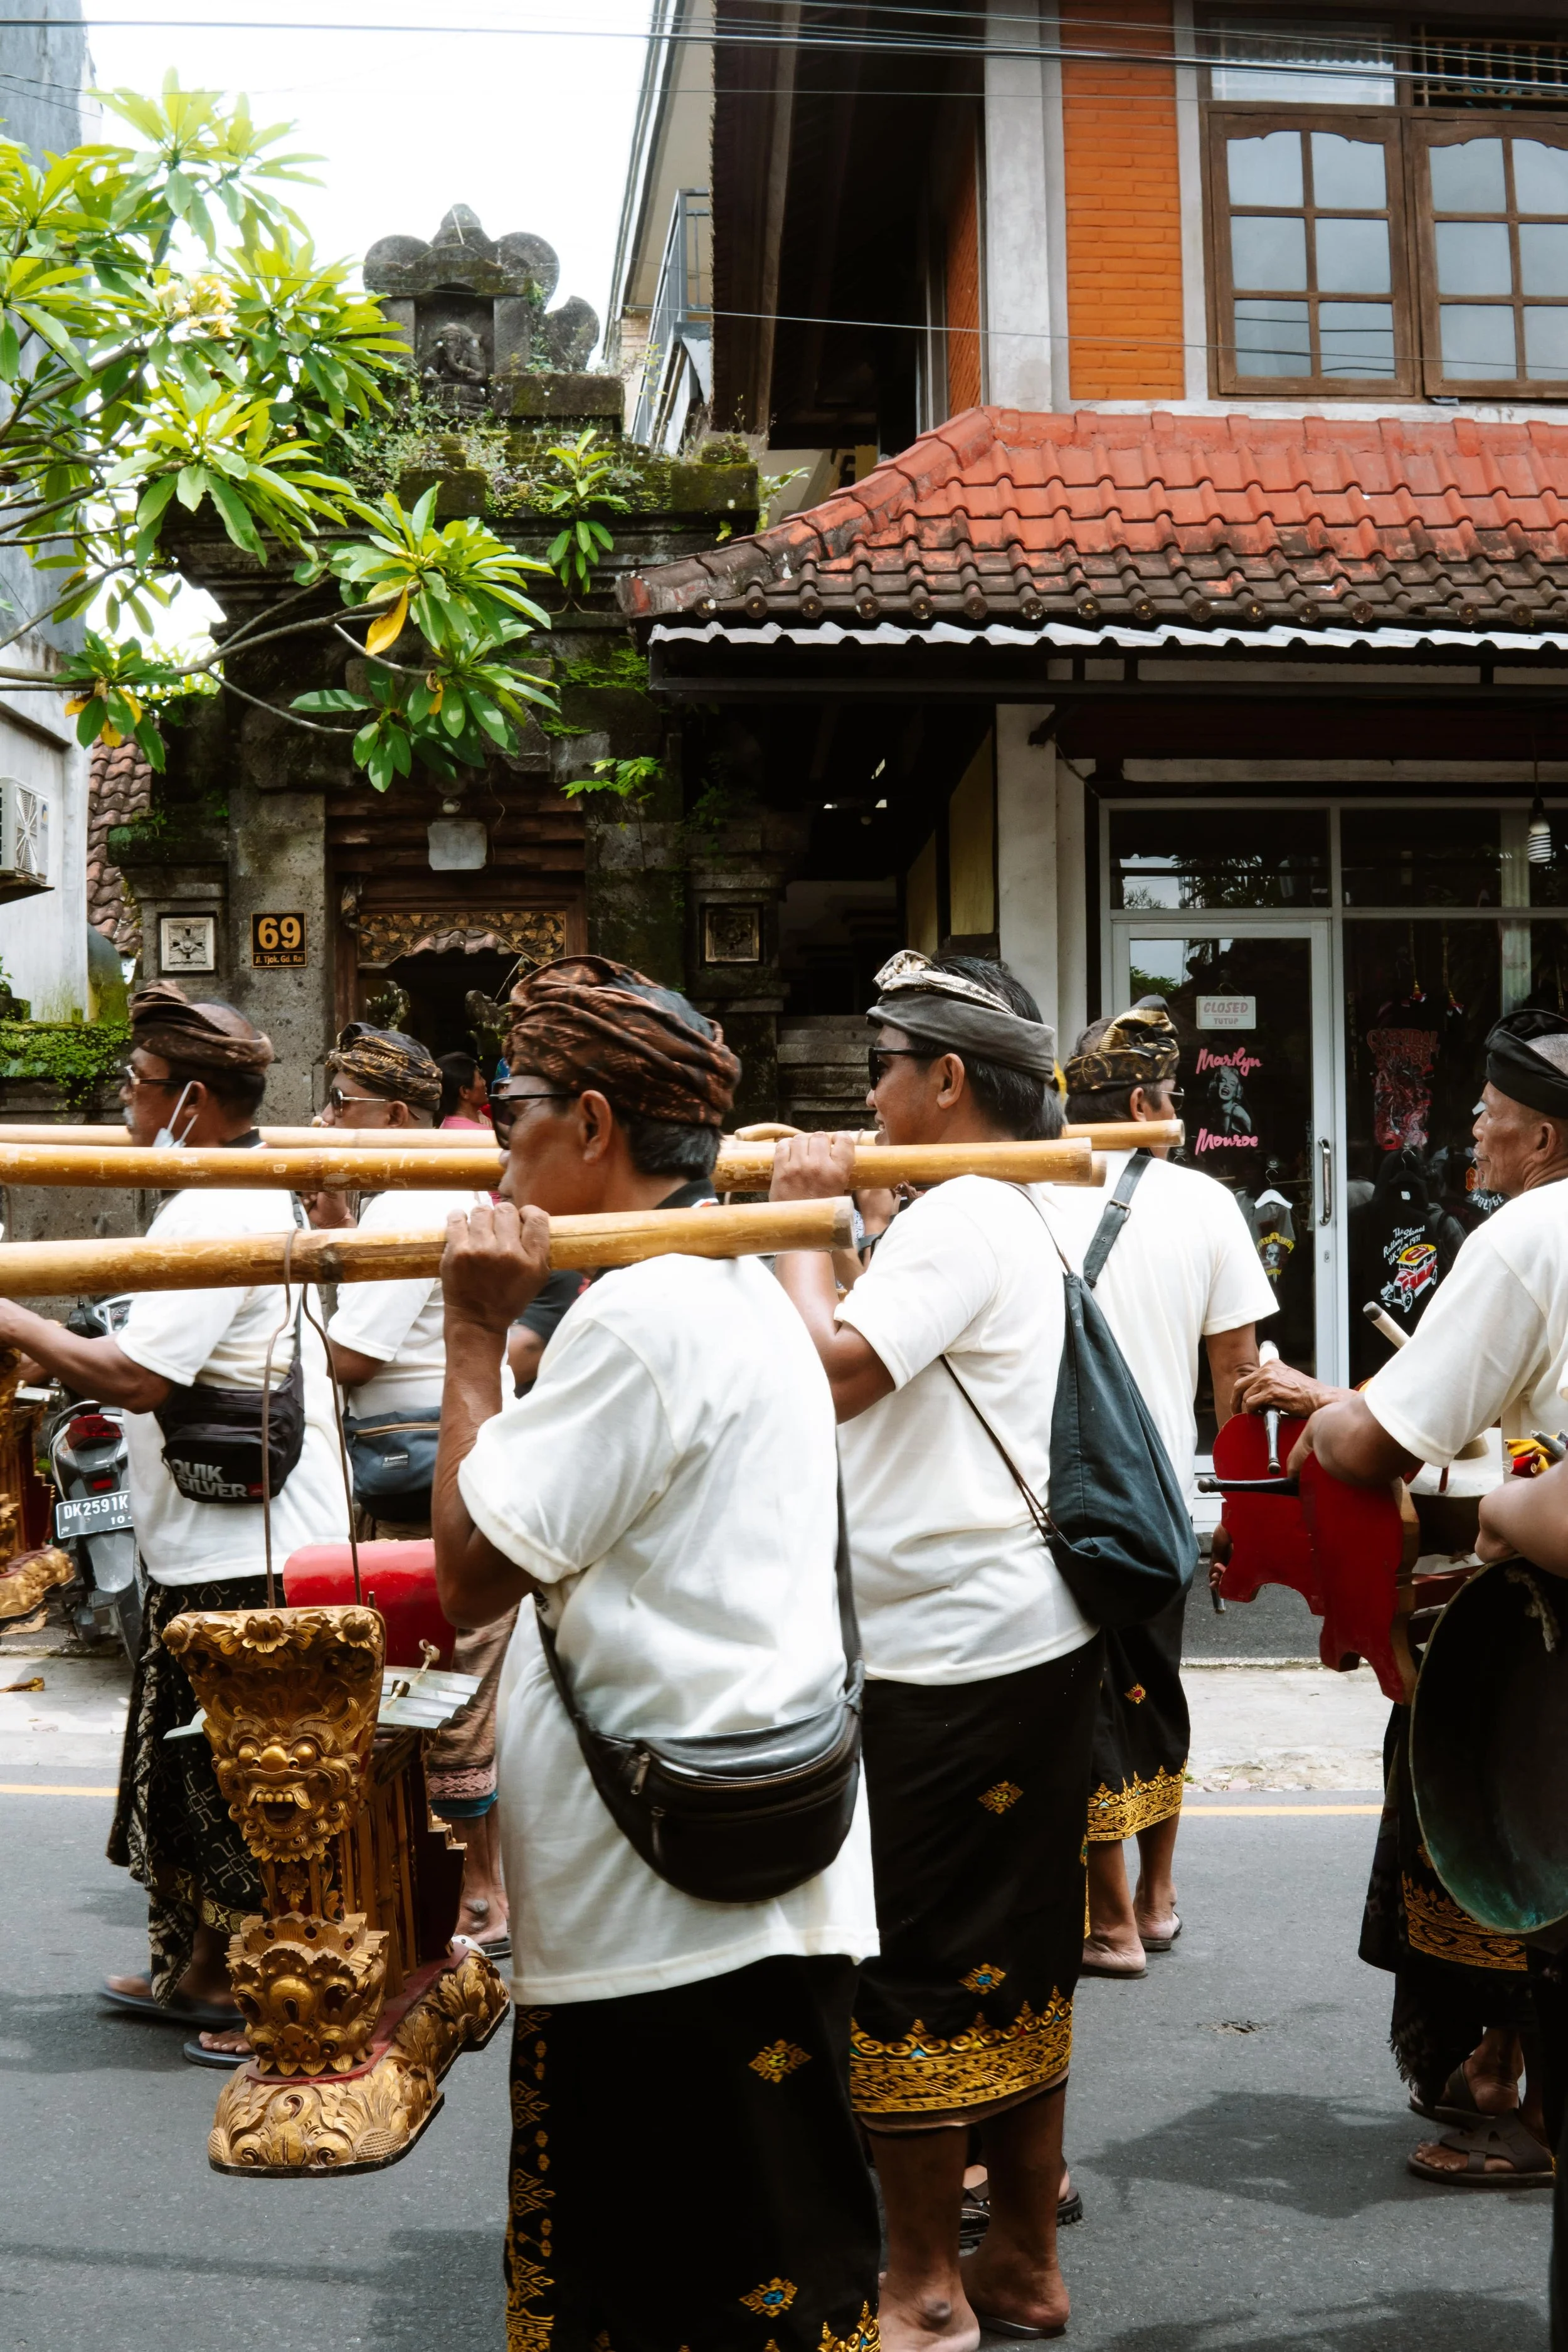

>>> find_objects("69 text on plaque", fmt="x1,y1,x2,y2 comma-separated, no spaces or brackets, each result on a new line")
252,911,307,968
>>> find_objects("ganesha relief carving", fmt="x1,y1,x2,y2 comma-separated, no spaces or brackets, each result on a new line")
161,1606,384,1864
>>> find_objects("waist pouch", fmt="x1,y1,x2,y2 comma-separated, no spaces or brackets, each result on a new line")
342,1407,440,1506
154,1330,305,1507
534,1483,864,1905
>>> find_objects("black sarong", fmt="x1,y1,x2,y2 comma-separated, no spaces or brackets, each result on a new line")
1086,1586,1189,1842
106,1574,267,2002
851,1638,1103,2130
1360,1703,1533,2098
506,1954,878,2352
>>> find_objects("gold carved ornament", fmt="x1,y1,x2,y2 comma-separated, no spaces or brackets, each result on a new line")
356,908,567,970
161,1606,384,1870
849,1992,1073,2116
227,1912,388,2076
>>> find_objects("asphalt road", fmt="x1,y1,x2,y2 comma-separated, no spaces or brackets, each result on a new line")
0,1735,1549,2349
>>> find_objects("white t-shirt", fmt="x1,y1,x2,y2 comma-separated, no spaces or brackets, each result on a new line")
116,1186,349,1587
1044,1152,1278,1500
458,1251,879,2005
326,1187,483,1414
1363,1180,1568,1464
832,1175,1096,1686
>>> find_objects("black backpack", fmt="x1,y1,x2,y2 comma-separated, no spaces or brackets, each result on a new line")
943,1153,1197,1629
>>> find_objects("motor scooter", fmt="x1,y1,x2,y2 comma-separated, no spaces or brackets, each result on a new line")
41,1296,142,1659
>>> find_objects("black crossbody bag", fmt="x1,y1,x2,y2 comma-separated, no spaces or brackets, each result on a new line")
534,1485,864,1905
941,1152,1197,1630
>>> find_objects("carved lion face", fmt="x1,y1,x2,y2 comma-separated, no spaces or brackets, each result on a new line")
216,1710,368,1862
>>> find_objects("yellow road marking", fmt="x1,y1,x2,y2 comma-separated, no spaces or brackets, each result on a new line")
1183,1803,1380,1816
0,1783,115,1796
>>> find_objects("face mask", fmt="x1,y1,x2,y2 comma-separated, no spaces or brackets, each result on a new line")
154,1080,198,1150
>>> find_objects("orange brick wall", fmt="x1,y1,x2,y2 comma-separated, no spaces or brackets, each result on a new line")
1062,0,1185,400
946,137,982,416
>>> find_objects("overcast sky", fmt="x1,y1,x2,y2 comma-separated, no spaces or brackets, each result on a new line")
83,1,654,349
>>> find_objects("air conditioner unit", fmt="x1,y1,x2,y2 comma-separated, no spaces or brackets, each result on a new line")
0,775,50,904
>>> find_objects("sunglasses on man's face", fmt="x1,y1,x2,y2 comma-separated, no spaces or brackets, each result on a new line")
489,1086,576,1138
868,1047,931,1090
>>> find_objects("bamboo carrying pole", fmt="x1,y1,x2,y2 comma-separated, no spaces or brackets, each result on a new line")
0,1117,1180,1155
0,1197,858,1300
0,1133,1123,1192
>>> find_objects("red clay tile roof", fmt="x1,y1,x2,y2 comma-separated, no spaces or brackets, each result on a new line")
618,407,1568,637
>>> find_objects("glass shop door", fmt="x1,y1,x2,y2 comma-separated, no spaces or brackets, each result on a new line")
1109,921,1342,1399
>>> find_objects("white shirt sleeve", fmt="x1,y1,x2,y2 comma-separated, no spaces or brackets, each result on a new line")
457,1309,676,1584
1200,1184,1281,1337
116,1192,252,1385
326,1188,472,1365
834,1184,1001,1388
1361,1223,1543,1465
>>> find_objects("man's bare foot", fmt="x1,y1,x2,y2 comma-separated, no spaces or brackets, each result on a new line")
194,2027,250,2057
1456,2051,1522,2116
960,2242,1069,2338
1081,1929,1146,1976
876,2274,980,2352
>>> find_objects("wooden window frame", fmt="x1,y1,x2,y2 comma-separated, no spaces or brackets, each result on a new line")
1410,114,1568,399
1205,105,1417,399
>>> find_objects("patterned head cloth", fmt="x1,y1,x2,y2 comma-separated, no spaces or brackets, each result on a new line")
866,949,1056,1079
1064,1001,1180,1095
326,1021,443,1114
506,955,740,1129
129,980,274,1074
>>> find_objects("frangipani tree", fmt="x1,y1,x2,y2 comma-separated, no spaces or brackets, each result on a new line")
0,75,554,788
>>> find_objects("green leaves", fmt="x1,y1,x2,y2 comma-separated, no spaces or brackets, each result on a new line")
533,428,629,601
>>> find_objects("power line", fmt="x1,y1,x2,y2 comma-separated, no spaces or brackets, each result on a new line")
1,17,1560,105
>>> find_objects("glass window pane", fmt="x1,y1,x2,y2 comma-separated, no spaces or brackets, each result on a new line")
1440,305,1519,379
1520,223,1568,297
1524,307,1568,379
1340,808,1502,908
1110,810,1328,911
1435,220,1514,296
1209,26,1397,107
1318,302,1396,378
1232,214,1308,289
1233,299,1311,376
1429,139,1507,213
1227,132,1303,209
1316,217,1391,294
1513,140,1568,215
1310,133,1387,209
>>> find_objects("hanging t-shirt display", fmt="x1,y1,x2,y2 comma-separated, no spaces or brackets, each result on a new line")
1246,1186,1296,1288
1366,1025,1440,1151
1348,1149,1468,1382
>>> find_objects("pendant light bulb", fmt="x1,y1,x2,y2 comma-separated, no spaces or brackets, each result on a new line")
1529,795,1553,866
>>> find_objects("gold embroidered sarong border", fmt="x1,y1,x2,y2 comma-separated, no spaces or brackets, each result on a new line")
850,1994,1072,2116
507,2008,556,2352
1086,1767,1185,1843
1402,1874,1528,1973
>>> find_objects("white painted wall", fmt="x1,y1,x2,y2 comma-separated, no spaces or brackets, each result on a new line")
983,0,1056,409
995,704,1091,1054
0,667,88,1020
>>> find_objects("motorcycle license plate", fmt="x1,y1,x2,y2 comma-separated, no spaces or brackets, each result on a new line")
55,1492,134,1539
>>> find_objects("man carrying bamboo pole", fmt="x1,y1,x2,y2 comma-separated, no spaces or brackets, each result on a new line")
432,955,881,2352
768,950,1101,2352
0,982,347,2047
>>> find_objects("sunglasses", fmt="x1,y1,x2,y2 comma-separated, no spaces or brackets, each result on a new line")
868,1046,932,1089
489,1086,576,1138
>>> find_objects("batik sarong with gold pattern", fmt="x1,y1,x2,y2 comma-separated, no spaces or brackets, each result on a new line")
505,1953,879,2352
1359,1702,1533,2101
851,1636,1102,2132
1086,1587,1189,1843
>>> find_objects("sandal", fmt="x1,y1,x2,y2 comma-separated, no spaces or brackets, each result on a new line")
1079,1953,1147,1980
182,2037,252,2069
1434,2063,1520,2129
1139,1914,1182,1955
1407,2114,1555,2188
958,2178,1083,2254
